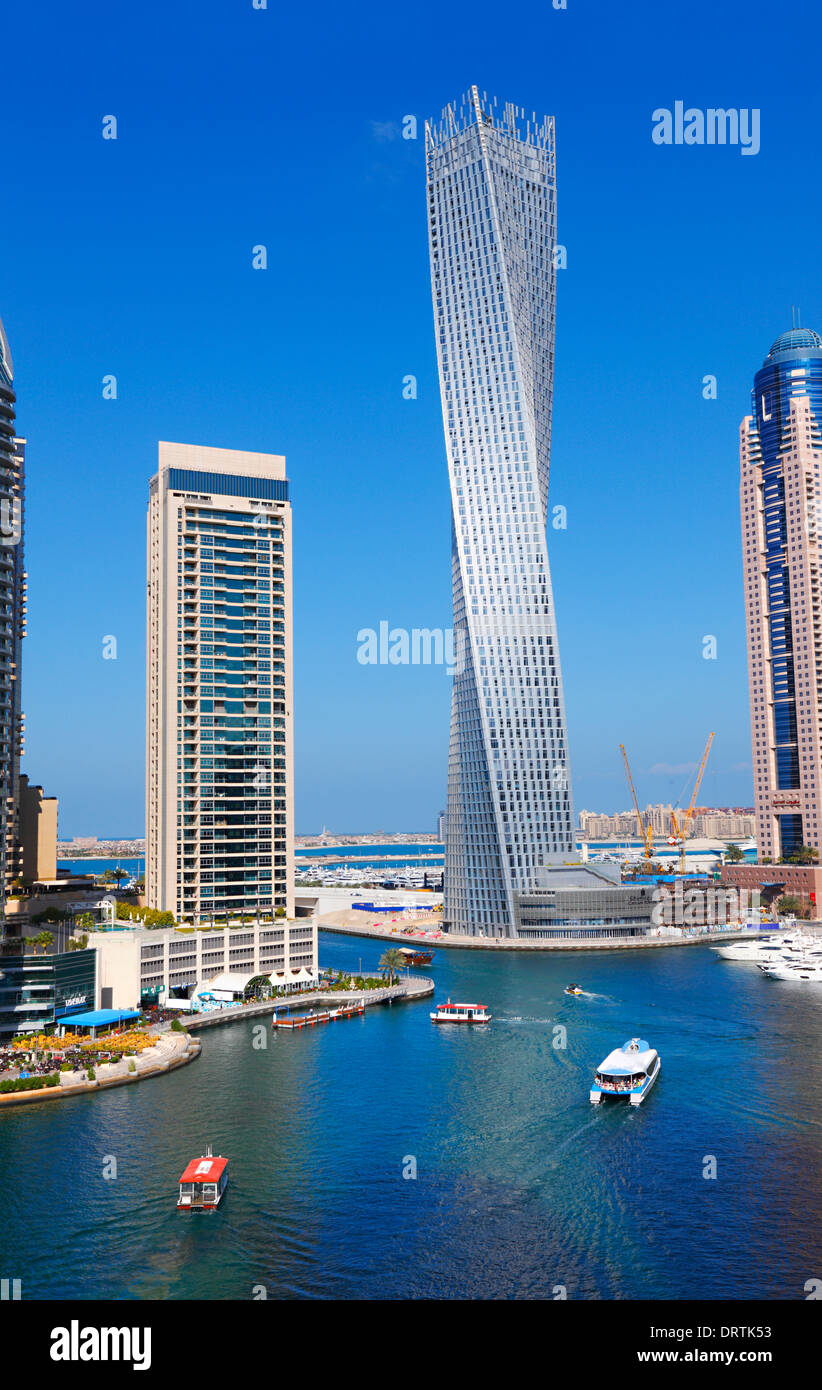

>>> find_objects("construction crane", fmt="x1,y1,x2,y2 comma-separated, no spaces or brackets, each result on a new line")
670,732,715,875
619,744,654,861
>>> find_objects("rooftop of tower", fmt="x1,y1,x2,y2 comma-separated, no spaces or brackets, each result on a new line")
425,86,554,153
765,327,822,364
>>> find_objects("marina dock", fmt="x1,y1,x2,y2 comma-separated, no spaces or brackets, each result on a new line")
183,975,434,1030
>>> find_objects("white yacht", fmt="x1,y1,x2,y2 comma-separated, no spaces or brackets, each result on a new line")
590,1038,661,1107
712,932,810,964
758,954,822,982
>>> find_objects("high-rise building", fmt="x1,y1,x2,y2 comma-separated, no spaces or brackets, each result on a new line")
16,775,58,882
146,442,293,923
0,316,26,927
740,327,822,860
426,88,573,938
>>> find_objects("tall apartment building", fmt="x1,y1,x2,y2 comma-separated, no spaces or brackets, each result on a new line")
146,442,293,923
427,88,574,938
740,328,822,861
0,315,26,927
16,775,58,881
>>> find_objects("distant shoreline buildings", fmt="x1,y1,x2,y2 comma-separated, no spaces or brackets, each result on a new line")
578,806,756,843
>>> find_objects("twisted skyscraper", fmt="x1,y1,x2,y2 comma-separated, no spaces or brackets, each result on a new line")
427,88,573,938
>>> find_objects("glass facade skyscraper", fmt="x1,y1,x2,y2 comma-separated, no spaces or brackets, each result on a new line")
426,88,574,938
0,316,25,930
741,328,822,861
146,442,293,923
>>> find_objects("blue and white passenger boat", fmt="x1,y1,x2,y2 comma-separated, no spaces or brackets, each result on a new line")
590,1037,661,1107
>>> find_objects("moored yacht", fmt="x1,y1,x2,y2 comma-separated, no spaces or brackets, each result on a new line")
758,955,822,982
712,932,810,964
590,1038,660,1106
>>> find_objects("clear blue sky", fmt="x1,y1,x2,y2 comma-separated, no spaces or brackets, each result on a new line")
2,0,819,836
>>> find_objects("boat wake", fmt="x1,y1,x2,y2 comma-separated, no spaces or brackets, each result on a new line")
499,1015,555,1025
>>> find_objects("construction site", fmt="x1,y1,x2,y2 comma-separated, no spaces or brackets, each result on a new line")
577,735,732,876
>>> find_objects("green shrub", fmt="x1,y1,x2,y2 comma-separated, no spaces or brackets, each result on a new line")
128,1060,136,1073
0,1073,60,1093
170,1018,183,1033
86,1067,96,1081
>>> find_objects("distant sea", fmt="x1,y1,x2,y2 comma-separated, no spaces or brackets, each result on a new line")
296,842,444,871
58,838,755,879
58,858,144,878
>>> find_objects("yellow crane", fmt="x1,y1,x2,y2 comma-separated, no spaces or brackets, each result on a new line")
619,744,654,861
670,732,715,875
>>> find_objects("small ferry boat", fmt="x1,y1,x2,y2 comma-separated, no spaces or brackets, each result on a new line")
271,1002,365,1029
177,1146,228,1211
430,999,491,1024
398,947,434,967
564,984,584,996
590,1038,660,1107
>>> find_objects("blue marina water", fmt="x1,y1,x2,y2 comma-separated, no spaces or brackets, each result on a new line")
2,932,820,1300
296,843,444,871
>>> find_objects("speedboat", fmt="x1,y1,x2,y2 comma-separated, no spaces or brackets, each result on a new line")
430,1000,491,1024
564,984,584,996
590,1038,660,1107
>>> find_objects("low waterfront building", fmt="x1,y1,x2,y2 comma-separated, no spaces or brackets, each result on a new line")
0,945,97,1036
510,863,658,941
721,862,822,915
88,916,317,1011
294,884,443,918
3,876,116,944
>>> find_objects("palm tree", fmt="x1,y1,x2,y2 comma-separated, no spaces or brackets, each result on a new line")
379,948,406,987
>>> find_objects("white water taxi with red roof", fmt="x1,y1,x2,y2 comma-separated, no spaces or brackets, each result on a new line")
177,1146,228,1211
430,999,491,1024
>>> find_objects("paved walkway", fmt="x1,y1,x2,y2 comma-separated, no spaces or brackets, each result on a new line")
184,975,433,1030
317,910,761,952
0,1029,201,1107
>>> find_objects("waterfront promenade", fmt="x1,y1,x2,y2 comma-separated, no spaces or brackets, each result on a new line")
0,1026,201,1108
184,974,433,1030
318,909,764,952
0,975,434,1107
